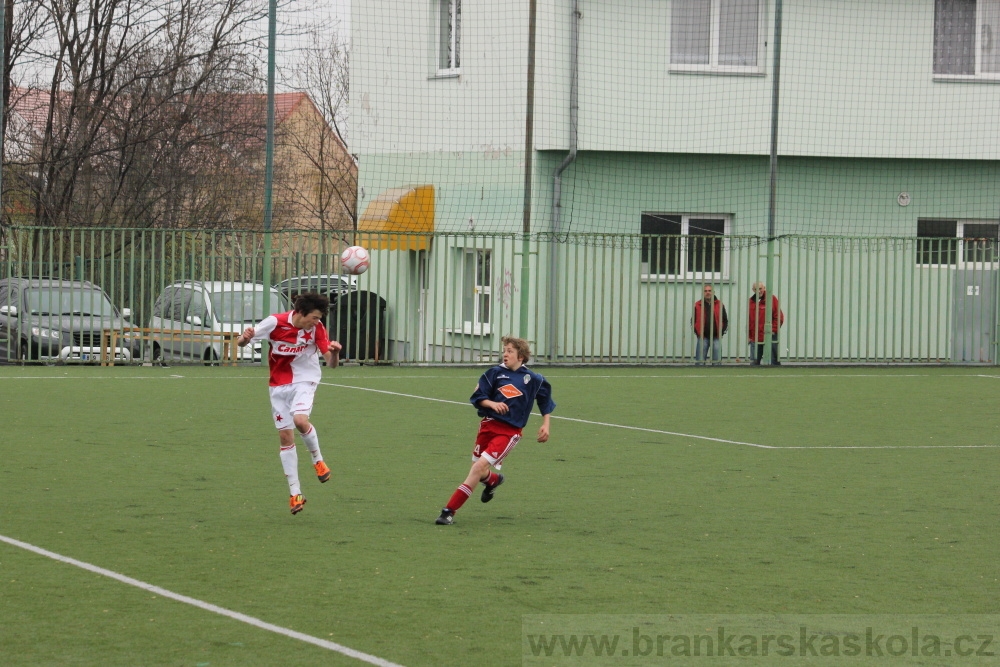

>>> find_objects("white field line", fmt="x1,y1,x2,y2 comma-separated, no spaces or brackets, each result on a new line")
2,373,998,380
780,444,1000,449
3,374,996,449
320,382,774,449
0,534,405,667
320,382,1000,451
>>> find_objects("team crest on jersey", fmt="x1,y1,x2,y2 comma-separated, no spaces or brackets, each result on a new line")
524,374,531,384
498,384,524,399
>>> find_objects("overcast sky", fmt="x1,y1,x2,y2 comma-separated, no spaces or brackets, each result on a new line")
273,0,351,89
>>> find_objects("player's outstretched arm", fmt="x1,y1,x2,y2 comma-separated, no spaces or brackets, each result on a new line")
323,340,342,367
537,413,551,442
236,326,255,347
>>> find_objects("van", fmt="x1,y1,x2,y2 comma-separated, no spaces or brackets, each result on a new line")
148,281,288,363
0,278,139,362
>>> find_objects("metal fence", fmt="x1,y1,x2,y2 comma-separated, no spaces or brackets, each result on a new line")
0,227,996,365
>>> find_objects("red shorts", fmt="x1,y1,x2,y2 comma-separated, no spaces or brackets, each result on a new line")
472,418,523,469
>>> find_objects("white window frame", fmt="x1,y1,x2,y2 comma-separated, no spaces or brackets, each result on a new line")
446,247,491,336
641,213,732,281
670,0,765,75
934,0,1000,80
436,0,461,77
917,218,1000,268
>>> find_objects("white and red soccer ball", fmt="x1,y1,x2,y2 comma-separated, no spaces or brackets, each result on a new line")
340,245,370,275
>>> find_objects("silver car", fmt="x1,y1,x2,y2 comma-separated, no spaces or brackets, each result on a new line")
148,281,288,363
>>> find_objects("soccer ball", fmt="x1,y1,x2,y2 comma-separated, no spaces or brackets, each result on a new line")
340,245,370,275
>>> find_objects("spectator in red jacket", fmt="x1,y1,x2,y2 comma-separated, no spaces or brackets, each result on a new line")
748,282,784,365
692,284,728,365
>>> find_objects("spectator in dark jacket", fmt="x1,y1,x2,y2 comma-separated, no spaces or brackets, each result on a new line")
692,284,728,365
748,282,784,365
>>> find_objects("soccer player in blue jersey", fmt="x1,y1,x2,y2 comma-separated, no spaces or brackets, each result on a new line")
435,336,556,525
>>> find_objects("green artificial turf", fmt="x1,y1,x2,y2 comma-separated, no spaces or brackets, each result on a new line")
1,365,998,666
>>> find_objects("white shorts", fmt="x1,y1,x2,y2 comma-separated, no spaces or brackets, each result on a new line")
269,382,317,429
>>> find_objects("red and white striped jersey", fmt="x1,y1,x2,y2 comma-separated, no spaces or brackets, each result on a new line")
250,311,330,386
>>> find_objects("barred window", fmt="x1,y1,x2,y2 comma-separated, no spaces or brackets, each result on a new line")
671,0,761,72
642,213,730,279
917,219,999,265
438,0,461,73
934,0,1000,76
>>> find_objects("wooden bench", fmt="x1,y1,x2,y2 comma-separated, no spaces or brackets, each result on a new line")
101,328,240,366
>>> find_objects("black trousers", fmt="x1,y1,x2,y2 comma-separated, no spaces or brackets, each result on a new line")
750,338,780,365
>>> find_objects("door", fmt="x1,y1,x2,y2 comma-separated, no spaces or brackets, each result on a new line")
0,285,16,361
182,290,213,360
417,250,428,361
952,269,997,362
159,287,191,360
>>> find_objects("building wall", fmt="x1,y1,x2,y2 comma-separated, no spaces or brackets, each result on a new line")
351,0,529,156
539,0,1000,159
534,152,1000,236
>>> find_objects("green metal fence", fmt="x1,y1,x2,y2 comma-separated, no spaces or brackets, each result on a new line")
0,226,996,365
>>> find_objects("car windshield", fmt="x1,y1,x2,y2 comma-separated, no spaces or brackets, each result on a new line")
280,277,349,292
26,288,117,317
209,290,287,324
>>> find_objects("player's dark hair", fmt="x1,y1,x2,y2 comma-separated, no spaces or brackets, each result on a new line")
501,335,531,363
293,292,330,317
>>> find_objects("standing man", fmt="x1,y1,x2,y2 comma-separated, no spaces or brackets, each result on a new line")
748,282,785,366
692,284,728,365
435,336,555,526
236,293,342,515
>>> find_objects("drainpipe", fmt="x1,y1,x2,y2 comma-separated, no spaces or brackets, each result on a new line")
548,0,579,360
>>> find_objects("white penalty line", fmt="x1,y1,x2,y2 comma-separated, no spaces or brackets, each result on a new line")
320,382,1000,451
320,382,773,449
0,534,404,667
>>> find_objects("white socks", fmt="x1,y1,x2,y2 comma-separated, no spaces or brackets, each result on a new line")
280,444,301,496
300,426,323,464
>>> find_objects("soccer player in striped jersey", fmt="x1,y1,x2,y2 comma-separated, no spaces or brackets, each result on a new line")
436,336,556,525
236,293,342,515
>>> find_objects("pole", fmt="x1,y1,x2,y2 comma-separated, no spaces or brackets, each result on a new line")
519,0,537,339
262,0,276,319
0,0,6,226
765,0,783,365
548,0,579,360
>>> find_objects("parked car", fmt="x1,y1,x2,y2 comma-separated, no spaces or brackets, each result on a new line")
276,274,386,362
0,278,139,362
274,274,356,301
148,281,288,363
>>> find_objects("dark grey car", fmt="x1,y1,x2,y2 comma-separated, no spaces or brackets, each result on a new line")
0,278,140,363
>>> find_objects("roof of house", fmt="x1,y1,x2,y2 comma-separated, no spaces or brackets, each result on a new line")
7,88,346,153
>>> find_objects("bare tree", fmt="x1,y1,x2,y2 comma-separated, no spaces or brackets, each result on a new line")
7,0,296,232
0,0,49,244
274,24,357,239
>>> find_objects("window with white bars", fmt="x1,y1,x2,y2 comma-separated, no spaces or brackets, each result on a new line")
641,213,731,279
917,218,1000,266
461,248,490,334
934,0,1000,77
438,0,461,75
670,0,762,73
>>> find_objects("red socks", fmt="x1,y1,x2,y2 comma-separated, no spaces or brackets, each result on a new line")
445,473,500,513
445,484,473,512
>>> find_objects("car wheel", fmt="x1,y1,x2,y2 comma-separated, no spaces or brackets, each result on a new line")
203,349,220,366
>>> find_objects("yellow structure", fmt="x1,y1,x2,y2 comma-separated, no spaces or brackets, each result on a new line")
357,185,434,250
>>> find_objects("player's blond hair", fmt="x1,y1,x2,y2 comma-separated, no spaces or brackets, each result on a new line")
501,336,531,363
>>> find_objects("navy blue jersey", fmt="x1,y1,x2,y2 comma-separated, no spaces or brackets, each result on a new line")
470,363,555,429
